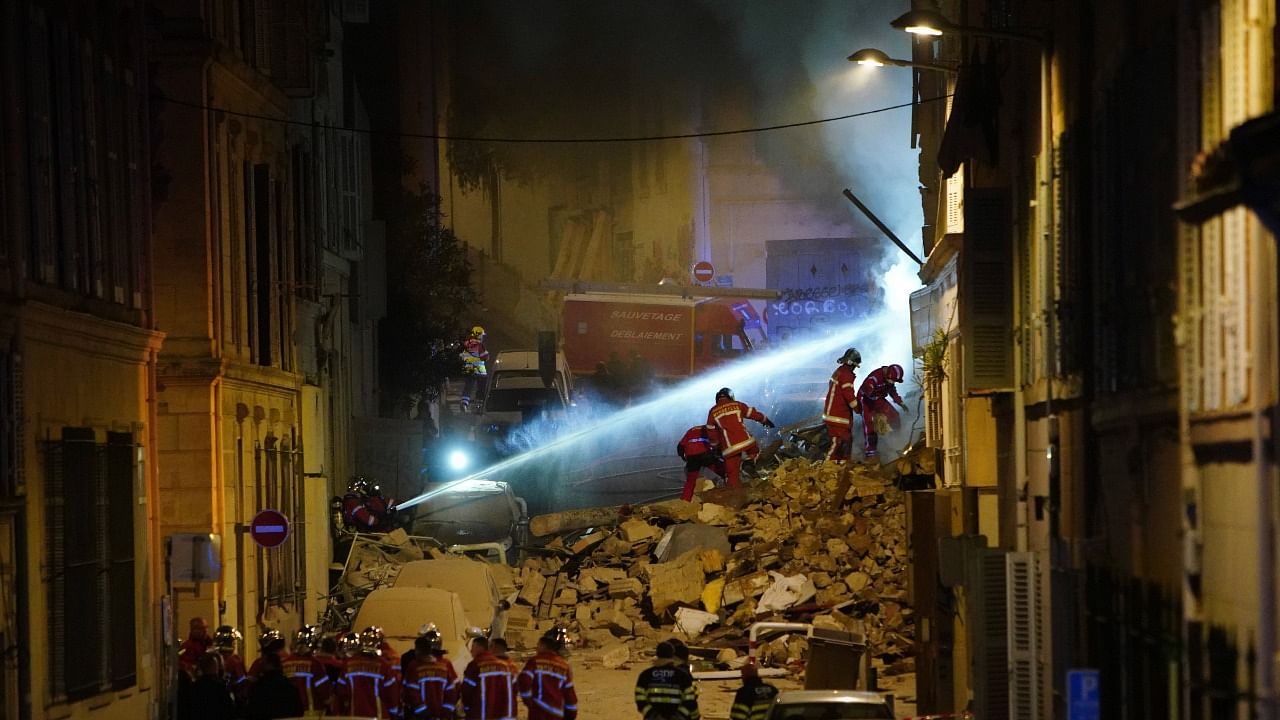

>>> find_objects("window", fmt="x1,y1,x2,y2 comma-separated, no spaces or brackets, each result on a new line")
256,435,305,608
45,429,136,700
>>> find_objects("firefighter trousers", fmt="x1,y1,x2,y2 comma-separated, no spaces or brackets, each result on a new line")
860,399,900,457
824,421,852,462
682,454,726,501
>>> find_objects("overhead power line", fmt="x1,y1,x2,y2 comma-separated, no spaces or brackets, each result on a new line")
151,92,951,144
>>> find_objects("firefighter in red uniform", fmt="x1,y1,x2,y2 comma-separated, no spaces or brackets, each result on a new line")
178,617,211,676
340,478,398,533
705,388,775,488
822,348,862,462
403,624,460,720
857,363,908,460
282,624,331,715
337,626,402,718
248,628,287,678
211,624,249,704
676,425,725,501
314,634,346,716
462,636,519,720
519,628,579,720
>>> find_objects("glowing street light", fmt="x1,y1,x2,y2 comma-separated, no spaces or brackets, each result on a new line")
847,48,957,75
889,8,1044,44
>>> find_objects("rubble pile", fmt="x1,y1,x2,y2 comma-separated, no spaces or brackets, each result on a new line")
511,457,918,676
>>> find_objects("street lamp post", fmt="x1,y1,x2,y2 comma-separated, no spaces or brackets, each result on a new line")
847,47,957,75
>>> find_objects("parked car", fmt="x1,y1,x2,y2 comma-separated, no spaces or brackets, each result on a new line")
474,375,570,456
488,349,575,406
766,690,894,720
407,478,527,551
352,586,476,677
394,557,509,639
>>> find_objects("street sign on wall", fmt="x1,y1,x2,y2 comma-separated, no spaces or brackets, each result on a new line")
1067,669,1100,720
249,509,290,549
692,260,715,283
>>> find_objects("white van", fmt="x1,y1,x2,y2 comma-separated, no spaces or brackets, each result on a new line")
487,349,574,406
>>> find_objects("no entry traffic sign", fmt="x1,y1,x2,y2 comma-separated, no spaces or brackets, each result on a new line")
249,509,290,549
692,260,715,283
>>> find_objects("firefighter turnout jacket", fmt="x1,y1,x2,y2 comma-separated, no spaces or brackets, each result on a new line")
858,366,904,406
634,660,700,720
281,653,331,713
518,650,578,720
729,680,779,720
822,364,858,425
338,652,401,718
676,425,719,460
402,652,459,719
706,400,770,457
462,651,519,720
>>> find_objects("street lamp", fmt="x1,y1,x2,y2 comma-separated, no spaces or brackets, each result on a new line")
890,8,1044,44
847,47,957,74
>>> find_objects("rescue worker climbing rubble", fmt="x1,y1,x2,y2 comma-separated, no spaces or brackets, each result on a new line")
821,347,861,462
337,626,401,718
282,624,331,714
462,636,519,720
402,624,459,720
857,363,909,461
705,388,774,488
519,627,579,720
460,325,489,413
339,477,398,533
676,424,725,501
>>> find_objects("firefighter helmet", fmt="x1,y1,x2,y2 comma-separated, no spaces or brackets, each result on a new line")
839,347,862,367
417,623,444,653
470,326,485,338
540,626,573,653
715,387,734,402
358,626,385,655
293,624,322,654
212,625,242,652
886,363,905,383
348,477,372,496
258,628,285,653
337,632,361,658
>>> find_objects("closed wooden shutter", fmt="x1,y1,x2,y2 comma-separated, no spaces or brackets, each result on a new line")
1006,552,1044,719
105,433,135,689
963,188,1014,391
979,549,1010,720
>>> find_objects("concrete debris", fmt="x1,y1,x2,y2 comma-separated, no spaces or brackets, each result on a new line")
600,643,631,669
506,458,915,667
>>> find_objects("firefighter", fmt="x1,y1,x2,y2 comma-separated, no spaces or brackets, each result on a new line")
248,628,287,679
729,663,778,720
211,625,249,704
634,641,699,720
178,617,212,676
403,624,459,720
705,388,775,488
491,637,520,675
822,348,862,462
518,627,579,720
462,636,519,720
282,624,331,715
314,634,346,716
676,425,726,501
337,626,401,718
460,325,489,413
857,363,909,461
340,477,398,533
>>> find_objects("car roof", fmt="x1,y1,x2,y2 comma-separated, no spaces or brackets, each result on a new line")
774,690,889,705
352,586,469,653
491,350,567,371
394,558,499,629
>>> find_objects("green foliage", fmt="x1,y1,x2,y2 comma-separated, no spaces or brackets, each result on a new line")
379,185,476,412
916,328,949,384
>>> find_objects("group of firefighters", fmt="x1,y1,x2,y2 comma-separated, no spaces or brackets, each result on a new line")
676,347,907,501
178,617,578,719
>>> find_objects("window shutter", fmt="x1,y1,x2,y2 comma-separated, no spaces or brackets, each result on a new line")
44,438,66,695
962,188,1014,391
979,549,1010,720
105,433,135,689
269,0,312,93
57,427,101,699
1006,552,1044,719
943,166,965,235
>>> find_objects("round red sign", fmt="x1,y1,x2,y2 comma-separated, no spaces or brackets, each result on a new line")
692,260,715,283
249,509,290,549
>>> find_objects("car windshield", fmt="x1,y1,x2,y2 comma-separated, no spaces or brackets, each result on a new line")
770,703,894,720
485,387,564,413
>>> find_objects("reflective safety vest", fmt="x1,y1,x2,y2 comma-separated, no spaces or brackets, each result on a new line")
634,661,699,720
462,338,489,376
729,680,778,720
